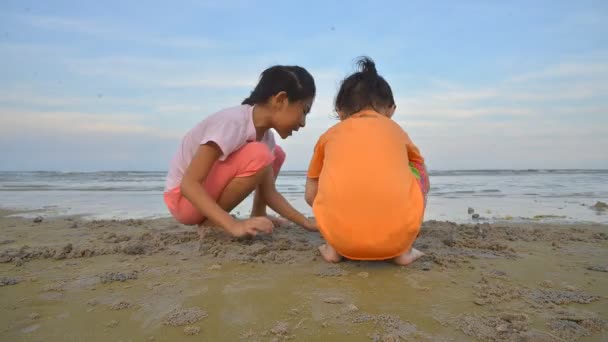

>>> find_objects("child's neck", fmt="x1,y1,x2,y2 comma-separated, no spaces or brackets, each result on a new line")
251,104,273,141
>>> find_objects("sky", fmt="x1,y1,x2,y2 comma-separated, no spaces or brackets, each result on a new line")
0,0,607,171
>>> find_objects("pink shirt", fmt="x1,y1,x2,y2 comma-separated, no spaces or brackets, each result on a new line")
165,105,275,191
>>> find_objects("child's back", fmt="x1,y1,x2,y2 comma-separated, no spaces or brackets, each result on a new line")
309,110,424,260
306,57,429,264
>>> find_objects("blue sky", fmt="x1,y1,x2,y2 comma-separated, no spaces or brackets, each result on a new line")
1,0,607,171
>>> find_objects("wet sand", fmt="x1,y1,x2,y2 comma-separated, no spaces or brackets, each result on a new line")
0,209,607,341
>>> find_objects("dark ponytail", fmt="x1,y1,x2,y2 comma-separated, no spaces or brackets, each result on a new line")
335,56,395,117
242,65,316,105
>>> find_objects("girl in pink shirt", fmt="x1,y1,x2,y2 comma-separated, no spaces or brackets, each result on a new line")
164,66,318,237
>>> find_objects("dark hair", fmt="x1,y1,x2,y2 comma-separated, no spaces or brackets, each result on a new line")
335,56,395,117
242,65,316,106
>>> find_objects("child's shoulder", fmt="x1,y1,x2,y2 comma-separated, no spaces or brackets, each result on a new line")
208,104,250,120
196,105,251,128
317,119,345,139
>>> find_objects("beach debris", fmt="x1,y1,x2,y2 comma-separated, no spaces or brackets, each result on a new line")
586,265,608,272
590,201,608,212
358,271,369,278
344,303,359,313
442,234,456,247
548,315,607,341
54,243,73,260
70,222,78,229
42,281,66,292
102,232,131,243
314,264,348,277
525,289,599,305
29,312,41,320
33,216,43,223
0,276,21,286
473,277,522,305
323,296,345,304
123,242,145,255
21,324,40,334
270,321,290,336
532,215,566,220
539,280,554,288
110,300,132,310
105,320,119,328
419,261,432,271
593,232,608,240
99,271,138,284
451,312,530,341
468,207,475,214
208,264,222,270
163,307,208,326
183,326,201,336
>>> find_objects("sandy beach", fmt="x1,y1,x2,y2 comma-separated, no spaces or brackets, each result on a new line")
0,208,606,341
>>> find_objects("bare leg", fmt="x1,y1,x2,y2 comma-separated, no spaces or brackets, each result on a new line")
250,185,268,217
250,148,286,226
392,248,425,266
197,166,271,238
318,243,343,263
250,186,287,226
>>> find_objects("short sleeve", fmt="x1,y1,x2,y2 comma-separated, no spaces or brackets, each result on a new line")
307,135,326,178
402,131,425,165
200,121,246,160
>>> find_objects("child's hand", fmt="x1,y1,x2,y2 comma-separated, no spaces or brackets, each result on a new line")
228,217,274,237
252,215,289,227
302,218,318,232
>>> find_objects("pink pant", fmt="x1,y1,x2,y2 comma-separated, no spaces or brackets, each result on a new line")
164,142,286,225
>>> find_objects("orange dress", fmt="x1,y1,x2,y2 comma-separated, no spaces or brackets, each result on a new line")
307,110,425,260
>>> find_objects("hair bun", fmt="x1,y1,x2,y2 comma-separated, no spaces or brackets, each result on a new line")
357,56,377,76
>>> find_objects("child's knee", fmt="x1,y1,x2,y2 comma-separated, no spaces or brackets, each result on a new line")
236,142,274,176
272,145,286,174
243,142,273,162
273,145,286,163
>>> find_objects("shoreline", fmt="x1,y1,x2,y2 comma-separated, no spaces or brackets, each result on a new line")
0,209,607,341
2,203,607,226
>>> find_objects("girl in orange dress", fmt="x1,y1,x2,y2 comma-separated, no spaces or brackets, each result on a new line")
305,57,430,265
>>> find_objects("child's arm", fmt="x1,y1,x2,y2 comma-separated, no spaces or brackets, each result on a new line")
305,178,318,206
403,131,425,165
181,143,273,237
404,133,430,192
406,142,425,165
304,136,324,207
258,168,317,231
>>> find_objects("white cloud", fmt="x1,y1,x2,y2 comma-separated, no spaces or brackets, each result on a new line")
508,62,608,83
562,10,608,29
0,108,181,140
21,15,114,36
160,78,256,89
154,104,207,114
1,45,607,169
393,61,608,121
18,14,216,49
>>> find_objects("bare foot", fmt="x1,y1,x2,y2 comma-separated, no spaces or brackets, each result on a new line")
251,214,288,227
393,248,425,266
318,244,342,263
267,216,289,227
